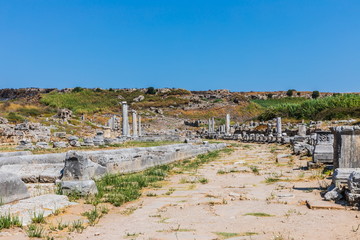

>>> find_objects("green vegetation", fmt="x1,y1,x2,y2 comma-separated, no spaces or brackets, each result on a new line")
214,231,258,239
258,94,360,120
286,89,296,97
82,207,103,226
312,90,320,99
31,212,45,224
146,87,157,94
73,149,227,207
40,88,191,114
40,89,119,114
252,97,307,108
6,112,25,123
26,224,45,238
0,213,22,230
244,212,274,217
68,220,85,233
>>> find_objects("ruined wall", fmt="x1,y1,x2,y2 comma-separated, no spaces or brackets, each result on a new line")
332,126,360,168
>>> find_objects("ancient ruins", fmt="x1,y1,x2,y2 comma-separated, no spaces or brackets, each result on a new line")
0,88,360,239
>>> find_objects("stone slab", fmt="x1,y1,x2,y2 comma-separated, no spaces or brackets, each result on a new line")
306,200,346,210
0,194,76,225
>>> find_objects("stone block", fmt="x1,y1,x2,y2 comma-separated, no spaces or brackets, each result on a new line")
62,151,107,180
332,126,360,168
60,180,98,195
0,171,30,204
312,132,334,163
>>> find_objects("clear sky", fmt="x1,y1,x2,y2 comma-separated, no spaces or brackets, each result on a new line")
0,0,359,92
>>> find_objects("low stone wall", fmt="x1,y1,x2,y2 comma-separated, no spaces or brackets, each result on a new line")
0,153,66,167
0,151,32,158
62,143,227,181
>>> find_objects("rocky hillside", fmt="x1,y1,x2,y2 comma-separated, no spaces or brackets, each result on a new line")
0,87,359,135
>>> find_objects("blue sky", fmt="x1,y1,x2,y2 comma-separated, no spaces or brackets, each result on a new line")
0,0,359,92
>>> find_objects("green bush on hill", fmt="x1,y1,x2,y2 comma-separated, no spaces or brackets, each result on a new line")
258,94,360,120
40,89,120,114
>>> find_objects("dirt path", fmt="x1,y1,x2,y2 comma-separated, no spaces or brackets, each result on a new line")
2,143,360,240
69,143,360,240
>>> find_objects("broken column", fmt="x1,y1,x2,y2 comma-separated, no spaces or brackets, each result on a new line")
312,131,334,164
132,110,138,137
108,115,117,130
332,126,360,168
276,117,282,137
211,118,215,133
298,124,307,137
208,118,212,133
225,114,230,135
138,115,142,136
122,101,129,137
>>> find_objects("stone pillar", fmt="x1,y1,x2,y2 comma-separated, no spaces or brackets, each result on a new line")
276,117,282,137
108,115,116,130
225,114,230,135
332,126,360,168
212,118,215,133
298,124,307,137
121,101,129,136
208,118,212,133
132,110,138,137
138,115,142,136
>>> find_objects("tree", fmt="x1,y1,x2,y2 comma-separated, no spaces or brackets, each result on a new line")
312,90,320,99
72,87,84,93
286,89,296,97
146,87,156,94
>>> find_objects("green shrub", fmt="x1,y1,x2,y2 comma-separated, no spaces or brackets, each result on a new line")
0,213,22,230
72,87,84,93
312,90,320,99
18,107,41,117
6,112,25,123
146,87,156,94
259,94,360,120
286,89,296,97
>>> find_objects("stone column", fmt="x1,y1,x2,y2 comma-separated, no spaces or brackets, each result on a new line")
138,115,142,136
276,117,282,137
208,118,212,133
132,110,138,137
225,114,230,135
298,124,307,137
212,118,215,133
108,115,116,130
332,126,360,168
121,101,129,136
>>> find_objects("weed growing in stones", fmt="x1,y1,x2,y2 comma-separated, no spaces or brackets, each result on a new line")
250,166,260,175
165,188,175,195
198,177,209,184
26,224,45,238
68,220,85,233
31,212,45,224
214,232,240,239
82,207,102,226
0,213,22,230
244,212,274,217
146,192,157,197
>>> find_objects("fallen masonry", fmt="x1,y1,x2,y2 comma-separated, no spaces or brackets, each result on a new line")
0,142,227,218
59,142,227,194
0,171,30,204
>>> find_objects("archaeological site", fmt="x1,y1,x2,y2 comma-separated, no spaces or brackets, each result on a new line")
1,1,360,239
0,88,359,240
